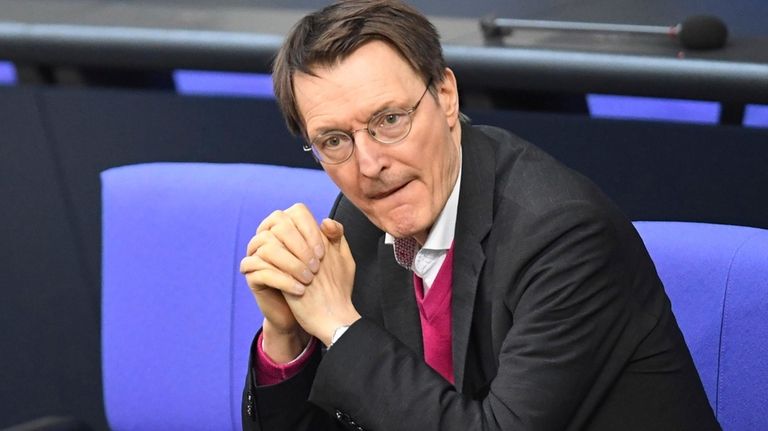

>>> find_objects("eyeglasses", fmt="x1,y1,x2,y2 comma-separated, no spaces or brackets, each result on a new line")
303,81,432,165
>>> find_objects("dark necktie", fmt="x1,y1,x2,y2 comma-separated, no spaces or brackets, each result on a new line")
393,236,420,271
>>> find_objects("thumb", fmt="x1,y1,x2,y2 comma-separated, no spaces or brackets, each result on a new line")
320,218,344,244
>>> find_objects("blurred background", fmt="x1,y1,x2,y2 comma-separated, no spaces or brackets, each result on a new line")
1,0,767,429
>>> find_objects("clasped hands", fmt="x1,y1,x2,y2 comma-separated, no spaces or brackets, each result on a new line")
240,203,360,363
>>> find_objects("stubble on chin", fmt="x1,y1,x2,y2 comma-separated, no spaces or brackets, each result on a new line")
385,205,429,241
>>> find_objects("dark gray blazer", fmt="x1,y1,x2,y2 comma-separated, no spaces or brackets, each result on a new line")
243,124,719,431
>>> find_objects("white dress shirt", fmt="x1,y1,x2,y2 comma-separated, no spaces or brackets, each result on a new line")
385,159,462,294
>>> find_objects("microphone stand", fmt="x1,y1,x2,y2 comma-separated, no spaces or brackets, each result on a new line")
480,16,679,41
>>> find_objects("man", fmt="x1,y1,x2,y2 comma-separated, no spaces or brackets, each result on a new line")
239,1,719,429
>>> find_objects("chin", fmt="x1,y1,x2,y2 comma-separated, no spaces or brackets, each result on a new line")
366,202,431,239
385,216,429,240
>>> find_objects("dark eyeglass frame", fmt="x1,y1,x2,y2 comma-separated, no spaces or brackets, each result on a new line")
303,80,432,165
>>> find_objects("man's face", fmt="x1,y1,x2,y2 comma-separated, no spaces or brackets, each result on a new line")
293,41,462,244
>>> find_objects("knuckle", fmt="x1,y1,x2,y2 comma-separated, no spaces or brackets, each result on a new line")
244,272,262,289
257,230,275,243
249,232,272,255
270,221,292,237
255,245,271,260
256,210,284,232
252,231,271,248
241,255,264,272
246,235,260,255
287,202,308,213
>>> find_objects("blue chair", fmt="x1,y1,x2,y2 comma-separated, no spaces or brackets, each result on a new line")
101,163,767,430
634,221,768,430
101,163,338,430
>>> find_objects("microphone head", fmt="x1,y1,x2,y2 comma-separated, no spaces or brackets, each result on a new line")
679,15,728,50
480,15,512,40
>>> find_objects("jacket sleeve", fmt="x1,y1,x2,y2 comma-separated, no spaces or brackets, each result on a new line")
242,331,346,431
304,202,680,430
242,193,356,431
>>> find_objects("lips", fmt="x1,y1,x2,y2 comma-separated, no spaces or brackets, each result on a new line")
368,180,411,200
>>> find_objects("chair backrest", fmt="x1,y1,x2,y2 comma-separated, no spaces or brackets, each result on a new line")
635,221,768,430
101,163,338,431
102,164,767,430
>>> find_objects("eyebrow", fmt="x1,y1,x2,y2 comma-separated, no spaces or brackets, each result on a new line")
309,98,405,139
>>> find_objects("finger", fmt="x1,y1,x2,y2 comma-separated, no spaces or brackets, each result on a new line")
245,267,306,295
285,203,326,260
256,207,321,271
248,226,316,273
240,254,272,274
256,241,316,285
256,209,287,233
241,250,311,287
319,219,354,269
269,213,320,273
246,230,273,257
320,218,344,244
247,230,303,268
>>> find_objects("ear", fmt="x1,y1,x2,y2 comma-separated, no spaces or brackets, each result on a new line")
437,67,460,128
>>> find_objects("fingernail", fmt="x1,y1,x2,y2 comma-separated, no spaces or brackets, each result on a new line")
293,283,305,295
309,258,319,273
302,269,313,283
314,244,325,259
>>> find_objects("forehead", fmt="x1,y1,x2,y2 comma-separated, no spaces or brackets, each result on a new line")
293,41,423,134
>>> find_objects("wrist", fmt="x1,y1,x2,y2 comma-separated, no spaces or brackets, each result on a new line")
320,313,361,347
327,325,350,349
262,320,311,364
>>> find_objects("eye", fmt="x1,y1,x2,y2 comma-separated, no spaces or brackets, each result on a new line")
323,136,341,148
316,133,350,151
384,113,402,125
375,111,405,129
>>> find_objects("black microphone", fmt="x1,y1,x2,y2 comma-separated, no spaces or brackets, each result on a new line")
480,15,728,50
677,15,729,50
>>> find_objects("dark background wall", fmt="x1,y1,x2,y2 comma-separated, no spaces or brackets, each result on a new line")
1,1,767,429
0,88,311,430
127,0,768,36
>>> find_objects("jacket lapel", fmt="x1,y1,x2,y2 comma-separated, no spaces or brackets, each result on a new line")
369,125,496,389
377,238,424,357
452,126,494,391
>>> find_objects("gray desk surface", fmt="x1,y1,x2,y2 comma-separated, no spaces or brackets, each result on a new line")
1,0,767,103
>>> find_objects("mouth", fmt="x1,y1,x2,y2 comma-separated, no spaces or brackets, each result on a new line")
369,180,411,200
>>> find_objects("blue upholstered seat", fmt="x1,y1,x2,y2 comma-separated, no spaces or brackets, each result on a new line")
634,221,768,429
101,163,338,430
102,163,767,430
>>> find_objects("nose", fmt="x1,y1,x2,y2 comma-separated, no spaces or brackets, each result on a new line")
352,130,387,178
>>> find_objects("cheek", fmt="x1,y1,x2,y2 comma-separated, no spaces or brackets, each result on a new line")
325,169,361,206
429,146,458,192
326,168,381,219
